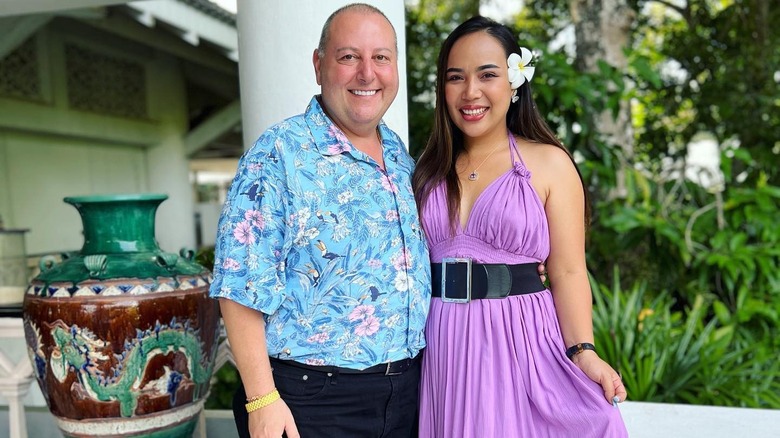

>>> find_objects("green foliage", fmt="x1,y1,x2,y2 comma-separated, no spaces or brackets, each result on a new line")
591,270,780,408
589,148,780,310
205,363,240,410
196,245,215,271
632,0,780,184
405,6,450,157
587,144,780,407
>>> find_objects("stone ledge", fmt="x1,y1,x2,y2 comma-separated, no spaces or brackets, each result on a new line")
2,402,780,437
619,401,780,438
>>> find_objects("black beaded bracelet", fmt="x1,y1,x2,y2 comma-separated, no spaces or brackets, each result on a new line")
565,342,596,360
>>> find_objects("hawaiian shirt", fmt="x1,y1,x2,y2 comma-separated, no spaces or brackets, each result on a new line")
210,96,431,369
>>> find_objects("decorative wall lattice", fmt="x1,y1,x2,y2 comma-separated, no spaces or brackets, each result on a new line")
65,44,147,118
0,37,42,101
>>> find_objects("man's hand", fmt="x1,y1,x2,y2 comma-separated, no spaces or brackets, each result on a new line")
537,262,547,284
248,398,299,438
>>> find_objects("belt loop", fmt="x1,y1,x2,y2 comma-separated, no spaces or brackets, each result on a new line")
385,361,392,376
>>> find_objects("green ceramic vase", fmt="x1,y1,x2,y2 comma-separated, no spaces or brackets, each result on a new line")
22,194,219,438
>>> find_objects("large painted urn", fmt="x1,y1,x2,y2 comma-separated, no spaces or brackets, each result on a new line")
22,194,219,438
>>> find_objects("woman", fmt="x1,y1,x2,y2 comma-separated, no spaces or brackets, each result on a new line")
413,16,628,437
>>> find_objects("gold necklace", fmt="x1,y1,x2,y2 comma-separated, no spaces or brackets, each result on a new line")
464,140,505,181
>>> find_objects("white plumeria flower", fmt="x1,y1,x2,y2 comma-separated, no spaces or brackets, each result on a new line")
507,47,536,89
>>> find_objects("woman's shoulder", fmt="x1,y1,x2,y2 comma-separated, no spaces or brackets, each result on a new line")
516,138,575,172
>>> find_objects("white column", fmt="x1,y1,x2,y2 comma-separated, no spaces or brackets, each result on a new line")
236,0,409,149
146,52,197,253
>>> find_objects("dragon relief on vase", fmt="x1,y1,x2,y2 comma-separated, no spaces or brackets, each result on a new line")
26,318,214,418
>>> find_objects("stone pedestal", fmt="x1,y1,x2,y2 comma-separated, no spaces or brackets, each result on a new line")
0,316,34,438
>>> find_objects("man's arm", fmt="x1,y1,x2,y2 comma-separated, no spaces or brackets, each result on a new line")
220,299,300,438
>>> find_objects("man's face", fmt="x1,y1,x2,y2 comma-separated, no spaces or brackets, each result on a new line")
313,10,399,138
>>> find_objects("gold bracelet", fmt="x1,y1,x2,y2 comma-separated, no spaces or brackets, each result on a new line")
245,389,280,413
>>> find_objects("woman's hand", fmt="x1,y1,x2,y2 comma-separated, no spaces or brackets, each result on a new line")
572,350,627,404
249,398,299,438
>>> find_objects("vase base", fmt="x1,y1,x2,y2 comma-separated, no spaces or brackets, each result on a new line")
56,399,204,438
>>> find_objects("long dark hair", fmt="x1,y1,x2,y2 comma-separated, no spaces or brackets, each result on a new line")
412,15,590,231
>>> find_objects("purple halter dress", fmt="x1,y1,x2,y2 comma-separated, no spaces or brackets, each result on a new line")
418,135,628,437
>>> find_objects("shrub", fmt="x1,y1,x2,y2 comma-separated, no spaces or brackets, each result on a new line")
591,269,780,408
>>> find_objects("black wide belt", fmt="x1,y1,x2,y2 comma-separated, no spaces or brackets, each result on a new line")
270,354,419,376
431,259,545,303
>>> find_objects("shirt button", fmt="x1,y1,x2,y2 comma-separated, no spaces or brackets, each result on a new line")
284,348,291,356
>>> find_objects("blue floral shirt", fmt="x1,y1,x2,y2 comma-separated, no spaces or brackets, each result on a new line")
210,96,431,369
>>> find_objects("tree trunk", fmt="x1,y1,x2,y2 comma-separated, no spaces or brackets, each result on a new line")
570,0,635,197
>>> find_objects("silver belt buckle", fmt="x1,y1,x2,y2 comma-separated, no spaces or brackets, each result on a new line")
440,257,471,303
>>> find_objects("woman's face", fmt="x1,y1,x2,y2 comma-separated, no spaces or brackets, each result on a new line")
444,31,513,143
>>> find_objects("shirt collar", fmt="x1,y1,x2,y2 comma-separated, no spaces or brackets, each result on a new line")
304,95,399,160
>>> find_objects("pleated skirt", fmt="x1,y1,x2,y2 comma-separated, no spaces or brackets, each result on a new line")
418,291,628,438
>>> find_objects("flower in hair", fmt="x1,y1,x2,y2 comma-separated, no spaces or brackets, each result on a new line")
507,47,535,90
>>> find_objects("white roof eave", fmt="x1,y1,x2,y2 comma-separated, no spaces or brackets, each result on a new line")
126,1,238,61
0,0,238,62
0,0,130,17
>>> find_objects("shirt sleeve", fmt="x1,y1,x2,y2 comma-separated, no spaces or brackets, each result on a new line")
208,130,290,315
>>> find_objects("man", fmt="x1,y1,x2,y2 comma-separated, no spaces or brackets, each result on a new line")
210,4,430,438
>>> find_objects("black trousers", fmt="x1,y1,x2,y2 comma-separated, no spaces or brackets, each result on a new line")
233,357,421,438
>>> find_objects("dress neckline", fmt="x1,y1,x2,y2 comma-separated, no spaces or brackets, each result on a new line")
457,131,530,232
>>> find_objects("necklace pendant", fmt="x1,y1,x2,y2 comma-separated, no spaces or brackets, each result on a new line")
468,171,478,181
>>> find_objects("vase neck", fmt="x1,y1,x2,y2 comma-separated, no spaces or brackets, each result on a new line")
66,196,165,255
